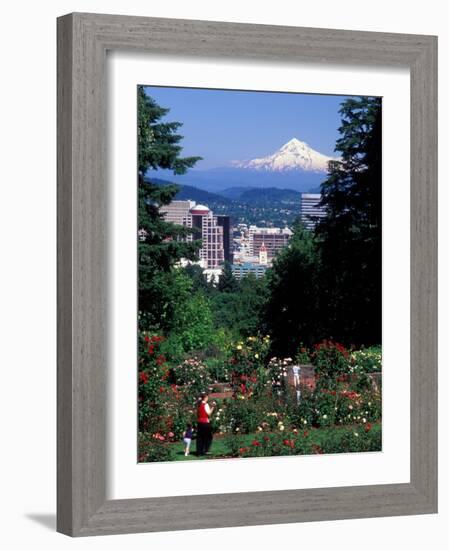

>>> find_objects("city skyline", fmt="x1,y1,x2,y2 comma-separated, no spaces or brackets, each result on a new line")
158,192,324,281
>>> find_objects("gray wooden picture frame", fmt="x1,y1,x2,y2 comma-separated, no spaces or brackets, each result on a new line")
57,12,438,537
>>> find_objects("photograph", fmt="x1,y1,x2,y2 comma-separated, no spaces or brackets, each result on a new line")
137,85,382,462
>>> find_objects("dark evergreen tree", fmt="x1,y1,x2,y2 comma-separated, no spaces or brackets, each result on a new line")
137,86,202,328
316,96,382,346
216,261,239,293
263,221,323,354
182,264,213,295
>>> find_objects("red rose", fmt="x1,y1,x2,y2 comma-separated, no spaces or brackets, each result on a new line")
139,372,149,384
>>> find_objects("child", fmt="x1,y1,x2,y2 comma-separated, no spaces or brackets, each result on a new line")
183,423,193,456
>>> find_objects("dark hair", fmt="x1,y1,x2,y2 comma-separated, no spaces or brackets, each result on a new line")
200,392,208,399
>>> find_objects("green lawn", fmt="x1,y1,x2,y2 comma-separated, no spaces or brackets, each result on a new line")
168,435,250,461
168,423,381,461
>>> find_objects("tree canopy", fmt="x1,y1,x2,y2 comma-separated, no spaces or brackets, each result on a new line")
137,87,202,326
316,96,382,346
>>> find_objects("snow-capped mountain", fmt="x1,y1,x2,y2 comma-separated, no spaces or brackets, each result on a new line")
231,138,335,173
147,138,336,193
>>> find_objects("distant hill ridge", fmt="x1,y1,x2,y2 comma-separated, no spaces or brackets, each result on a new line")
144,177,321,227
145,177,233,205
146,178,316,204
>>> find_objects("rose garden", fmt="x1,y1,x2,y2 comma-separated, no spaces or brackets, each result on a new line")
138,335,382,461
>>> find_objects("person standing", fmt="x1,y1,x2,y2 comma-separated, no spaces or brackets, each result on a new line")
196,392,216,456
182,423,193,457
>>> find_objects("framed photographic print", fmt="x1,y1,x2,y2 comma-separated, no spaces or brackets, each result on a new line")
57,13,437,536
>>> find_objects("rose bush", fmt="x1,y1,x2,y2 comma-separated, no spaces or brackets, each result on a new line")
311,339,351,379
226,423,381,458
138,329,382,461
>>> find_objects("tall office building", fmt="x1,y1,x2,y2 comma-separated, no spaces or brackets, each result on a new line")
249,227,292,258
190,205,225,269
217,215,233,263
301,193,327,230
160,201,227,269
160,200,195,230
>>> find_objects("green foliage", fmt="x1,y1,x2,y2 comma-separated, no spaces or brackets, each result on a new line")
217,261,239,293
182,263,213,294
266,357,291,393
316,96,382,346
138,86,202,175
230,423,381,458
295,343,311,364
170,292,215,353
224,399,267,434
211,275,269,337
137,87,202,328
230,336,271,376
311,340,350,378
138,433,173,462
349,346,382,373
139,269,193,332
172,357,212,401
138,333,170,434
264,221,323,353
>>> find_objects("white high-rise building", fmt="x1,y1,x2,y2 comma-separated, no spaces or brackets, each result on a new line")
300,193,327,230
160,201,227,269
160,200,195,236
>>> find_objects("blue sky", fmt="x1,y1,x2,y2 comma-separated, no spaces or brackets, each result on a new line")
143,86,355,170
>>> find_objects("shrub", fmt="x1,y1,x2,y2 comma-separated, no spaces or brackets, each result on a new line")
226,423,382,458
311,340,350,378
266,357,291,393
295,343,311,364
224,399,266,434
138,433,172,462
138,333,170,433
172,357,211,400
349,346,382,374
230,335,270,377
